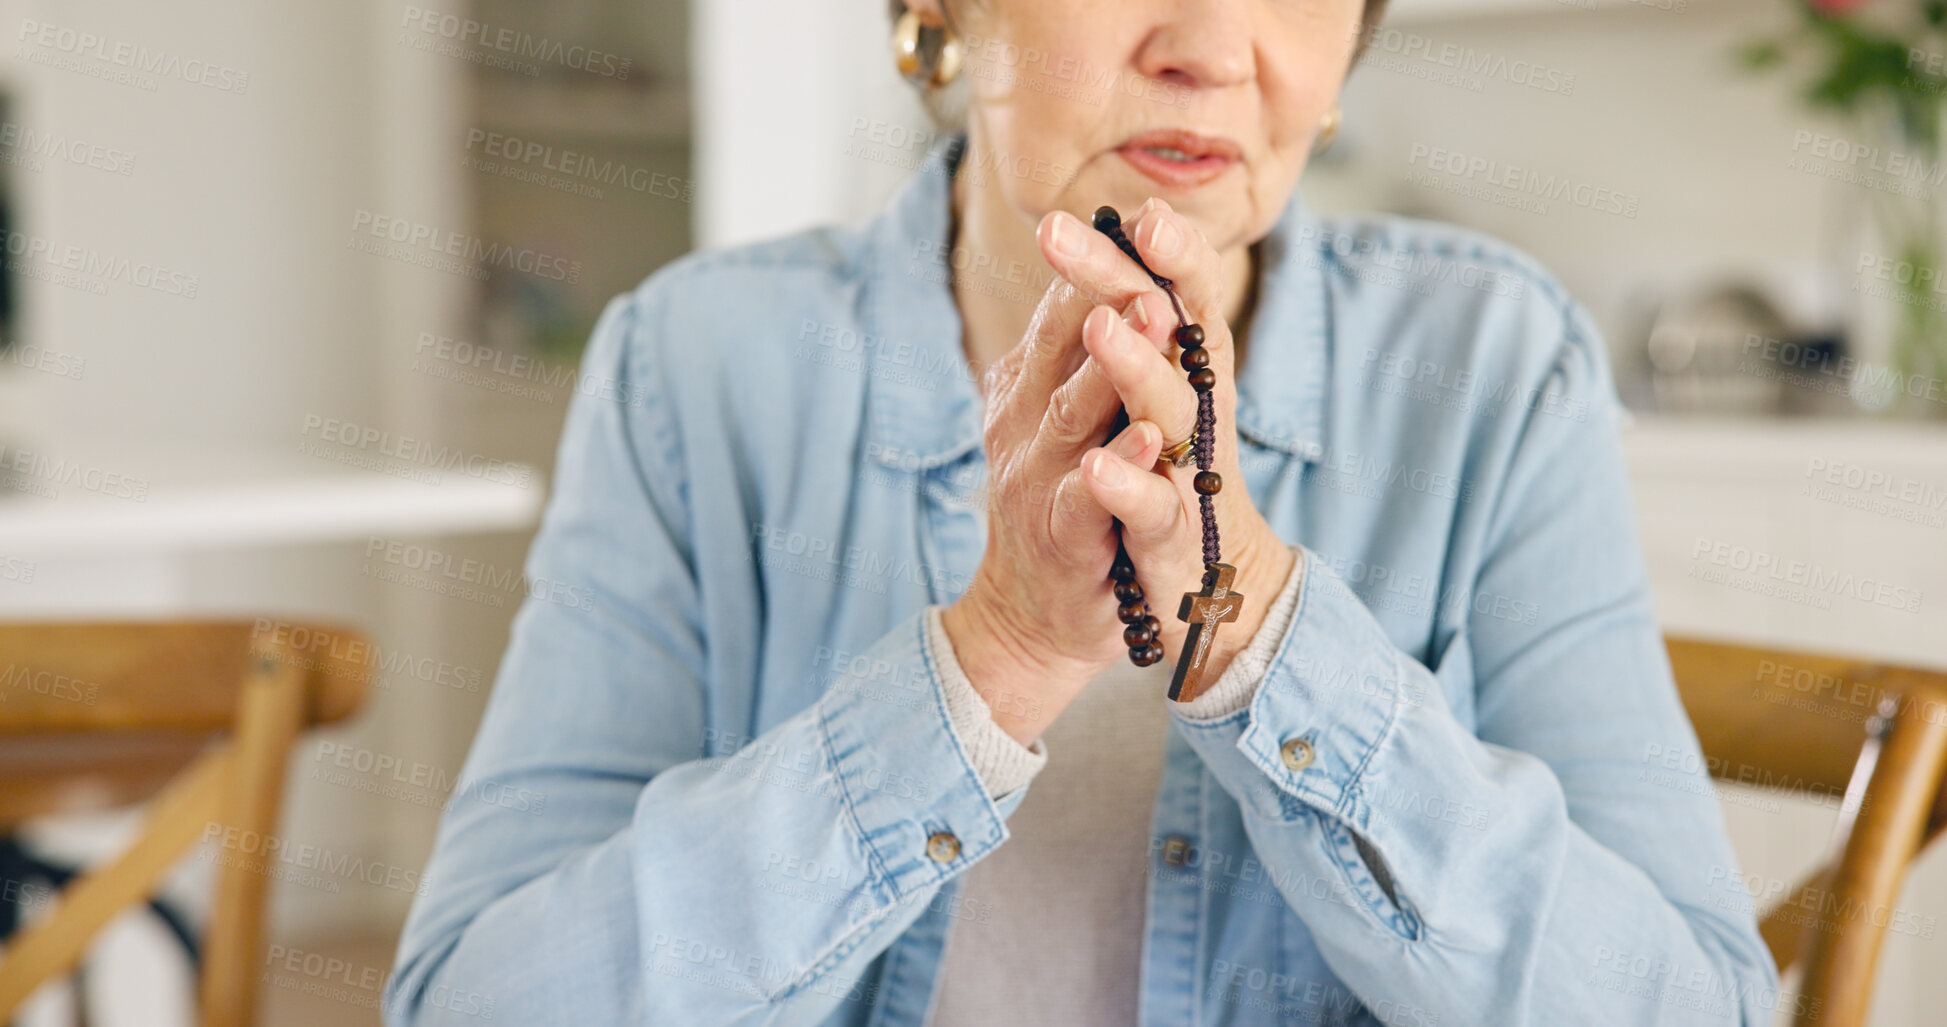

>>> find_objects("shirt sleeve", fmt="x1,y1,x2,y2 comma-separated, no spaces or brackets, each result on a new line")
384,284,1034,1027
1169,301,1780,1025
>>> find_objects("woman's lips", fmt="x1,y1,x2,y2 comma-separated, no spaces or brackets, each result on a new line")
1116,129,1241,189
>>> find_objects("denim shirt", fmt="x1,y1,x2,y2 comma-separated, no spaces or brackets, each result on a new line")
385,133,1778,1026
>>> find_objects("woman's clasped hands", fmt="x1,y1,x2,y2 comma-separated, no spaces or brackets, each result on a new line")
942,197,1297,745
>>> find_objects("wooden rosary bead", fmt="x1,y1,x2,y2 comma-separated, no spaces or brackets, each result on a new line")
1091,203,1243,695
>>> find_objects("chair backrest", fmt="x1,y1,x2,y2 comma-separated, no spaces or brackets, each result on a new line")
1666,636,1947,1027
0,619,371,1027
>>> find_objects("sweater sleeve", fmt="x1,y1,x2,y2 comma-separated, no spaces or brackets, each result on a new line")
923,605,1048,798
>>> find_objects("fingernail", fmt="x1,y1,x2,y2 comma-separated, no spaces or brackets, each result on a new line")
1092,450,1127,487
1103,312,1135,354
1137,196,1158,218
1111,421,1151,460
1124,296,1149,330
1147,216,1182,257
1050,212,1084,257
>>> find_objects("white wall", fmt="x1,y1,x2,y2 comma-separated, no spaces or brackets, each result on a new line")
692,0,927,248
0,0,384,462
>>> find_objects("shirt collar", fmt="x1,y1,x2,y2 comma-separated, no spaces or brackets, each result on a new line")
860,131,1327,470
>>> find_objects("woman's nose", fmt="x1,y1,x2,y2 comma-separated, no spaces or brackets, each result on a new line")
1129,0,1257,92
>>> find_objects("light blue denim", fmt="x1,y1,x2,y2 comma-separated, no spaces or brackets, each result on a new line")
384,133,1779,1026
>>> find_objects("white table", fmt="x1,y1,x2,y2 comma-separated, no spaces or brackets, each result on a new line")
0,455,543,616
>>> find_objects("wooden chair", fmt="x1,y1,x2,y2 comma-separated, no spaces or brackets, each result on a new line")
0,620,370,1026
1667,636,1947,1027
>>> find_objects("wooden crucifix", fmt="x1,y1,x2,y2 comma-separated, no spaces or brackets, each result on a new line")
1168,562,1244,703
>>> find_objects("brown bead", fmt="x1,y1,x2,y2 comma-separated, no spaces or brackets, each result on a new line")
1109,553,1137,582
1179,346,1209,371
1134,642,1166,666
1113,580,1145,604
1189,367,1217,392
1142,614,1162,637
1173,324,1204,348
1194,471,1222,495
1123,620,1156,647
1092,206,1122,233
1118,601,1147,624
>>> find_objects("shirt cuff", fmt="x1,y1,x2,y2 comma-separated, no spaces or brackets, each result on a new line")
1175,544,1309,721
922,605,1048,799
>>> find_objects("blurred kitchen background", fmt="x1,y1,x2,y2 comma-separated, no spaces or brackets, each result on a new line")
0,0,1941,1024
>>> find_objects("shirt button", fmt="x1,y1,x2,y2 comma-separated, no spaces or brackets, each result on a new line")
926,831,961,863
1159,835,1195,868
1280,737,1316,772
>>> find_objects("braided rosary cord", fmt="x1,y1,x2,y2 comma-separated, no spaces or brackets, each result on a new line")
1091,205,1224,669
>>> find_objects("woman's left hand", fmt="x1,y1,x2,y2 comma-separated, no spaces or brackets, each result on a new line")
1038,196,1298,683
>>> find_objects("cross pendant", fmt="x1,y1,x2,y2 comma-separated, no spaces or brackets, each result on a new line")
1168,562,1245,703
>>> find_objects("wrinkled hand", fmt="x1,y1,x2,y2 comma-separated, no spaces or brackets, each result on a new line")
942,197,1295,746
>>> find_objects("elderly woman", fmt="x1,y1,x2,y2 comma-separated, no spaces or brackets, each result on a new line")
384,0,1778,1024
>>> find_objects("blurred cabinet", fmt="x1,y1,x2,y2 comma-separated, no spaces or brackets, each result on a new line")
450,0,695,477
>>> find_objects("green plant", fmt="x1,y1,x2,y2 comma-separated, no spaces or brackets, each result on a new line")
1741,0,1947,412
1741,0,1947,145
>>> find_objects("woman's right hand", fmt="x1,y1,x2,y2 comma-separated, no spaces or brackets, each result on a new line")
940,205,1206,747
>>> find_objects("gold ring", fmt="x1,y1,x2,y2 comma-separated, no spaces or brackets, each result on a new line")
1158,429,1197,468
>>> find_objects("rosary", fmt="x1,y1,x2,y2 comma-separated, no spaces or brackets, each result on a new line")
1091,205,1243,705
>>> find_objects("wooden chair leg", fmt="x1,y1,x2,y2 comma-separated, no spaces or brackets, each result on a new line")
1762,806,1947,977
198,644,306,1027
1759,868,1830,976
0,748,234,1017
1793,695,1947,1027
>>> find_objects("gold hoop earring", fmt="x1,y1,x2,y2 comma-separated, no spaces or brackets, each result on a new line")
893,10,924,78
892,9,962,88
1313,106,1342,155
933,29,963,87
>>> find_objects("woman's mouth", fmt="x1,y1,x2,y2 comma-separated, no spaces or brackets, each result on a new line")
1117,130,1240,189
